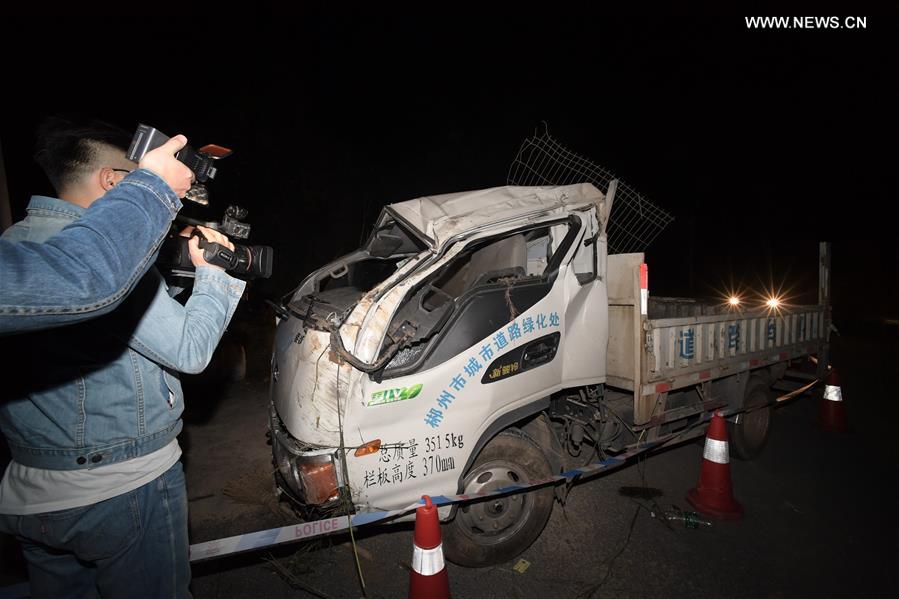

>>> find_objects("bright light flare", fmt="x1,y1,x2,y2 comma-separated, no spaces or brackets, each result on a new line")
719,286,746,310
766,296,782,309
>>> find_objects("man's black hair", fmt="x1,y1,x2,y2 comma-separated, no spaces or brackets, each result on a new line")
33,116,133,194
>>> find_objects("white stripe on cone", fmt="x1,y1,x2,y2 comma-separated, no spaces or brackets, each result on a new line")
823,385,843,402
412,543,445,576
702,438,729,464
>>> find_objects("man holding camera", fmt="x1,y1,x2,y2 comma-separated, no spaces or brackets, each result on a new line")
0,131,193,334
0,117,246,598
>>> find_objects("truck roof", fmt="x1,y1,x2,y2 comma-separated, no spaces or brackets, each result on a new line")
386,182,606,249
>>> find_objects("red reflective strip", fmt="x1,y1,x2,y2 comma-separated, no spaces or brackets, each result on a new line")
655,383,670,393
750,359,760,367
699,371,711,380
640,264,648,290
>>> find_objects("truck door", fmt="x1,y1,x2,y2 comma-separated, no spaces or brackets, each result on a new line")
559,206,609,386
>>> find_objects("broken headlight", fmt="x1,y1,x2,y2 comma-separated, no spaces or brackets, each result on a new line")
270,406,343,505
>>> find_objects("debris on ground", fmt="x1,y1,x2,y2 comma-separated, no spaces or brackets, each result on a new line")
264,554,333,599
222,469,295,521
512,559,531,574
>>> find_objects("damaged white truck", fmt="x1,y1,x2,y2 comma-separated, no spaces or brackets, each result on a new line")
269,182,829,566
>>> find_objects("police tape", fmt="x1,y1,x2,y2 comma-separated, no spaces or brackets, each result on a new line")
188,431,684,563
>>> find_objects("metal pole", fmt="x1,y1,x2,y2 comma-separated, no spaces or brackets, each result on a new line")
0,138,12,232
818,241,832,377
818,241,831,306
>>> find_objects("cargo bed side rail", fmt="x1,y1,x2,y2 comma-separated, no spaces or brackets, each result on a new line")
606,243,831,426
643,308,826,395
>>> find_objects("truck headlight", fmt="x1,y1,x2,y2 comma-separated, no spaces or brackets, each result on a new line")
270,406,342,505
295,454,341,504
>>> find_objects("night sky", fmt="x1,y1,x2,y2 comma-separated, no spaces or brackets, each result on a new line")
1,15,896,325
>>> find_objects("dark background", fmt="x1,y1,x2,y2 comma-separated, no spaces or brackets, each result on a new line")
0,14,897,596
1,14,896,327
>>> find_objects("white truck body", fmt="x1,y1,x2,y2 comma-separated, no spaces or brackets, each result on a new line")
270,182,828,565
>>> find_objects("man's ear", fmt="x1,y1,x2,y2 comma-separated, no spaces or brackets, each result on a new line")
98,167,116,191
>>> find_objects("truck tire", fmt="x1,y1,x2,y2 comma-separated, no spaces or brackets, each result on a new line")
443,429,554,567
729,377,773,460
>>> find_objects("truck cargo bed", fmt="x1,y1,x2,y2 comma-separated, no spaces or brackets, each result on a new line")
606,253,827,425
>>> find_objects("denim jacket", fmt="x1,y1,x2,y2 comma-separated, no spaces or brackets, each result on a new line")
0,169,180,334
0,196,245,470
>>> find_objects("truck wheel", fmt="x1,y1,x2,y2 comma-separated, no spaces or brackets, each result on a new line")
729,378,773,460
443,429,554,567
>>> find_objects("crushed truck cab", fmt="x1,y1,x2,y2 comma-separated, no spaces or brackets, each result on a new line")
270,182,828,566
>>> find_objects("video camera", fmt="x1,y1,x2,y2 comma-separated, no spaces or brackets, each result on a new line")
157,207,273,280
128,124,273,279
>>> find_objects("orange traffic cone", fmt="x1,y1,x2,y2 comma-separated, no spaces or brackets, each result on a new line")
409,495,450,599
819,369,848,433
686,411,744,520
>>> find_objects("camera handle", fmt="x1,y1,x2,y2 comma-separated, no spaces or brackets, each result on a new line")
191,230,240,271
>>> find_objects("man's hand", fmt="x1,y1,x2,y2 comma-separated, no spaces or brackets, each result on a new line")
184,226,235,271
139,134,195,198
